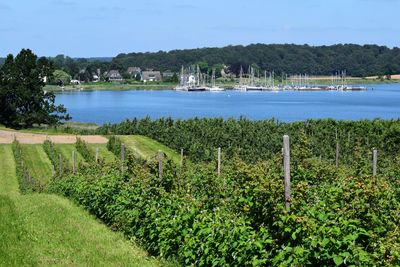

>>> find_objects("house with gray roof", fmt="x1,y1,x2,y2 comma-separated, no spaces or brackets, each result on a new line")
106,70,123,82
127,67,141,75
141,71,162,82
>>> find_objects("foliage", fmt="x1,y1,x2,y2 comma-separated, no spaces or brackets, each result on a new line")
48,143,400,266
11,141,43,193
97,118,400,168
76,138,95,162
0,49,71,127
111,44,400,76
43,140,69,175
51,69,71,86
45,44,400,80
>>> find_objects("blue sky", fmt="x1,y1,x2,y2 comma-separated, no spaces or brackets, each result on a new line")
0,0,399,57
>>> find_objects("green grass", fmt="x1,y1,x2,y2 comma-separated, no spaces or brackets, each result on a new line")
0,193,168,266
0,122,98,135
44,81,176,92
0,144,170,266
88,144,117,163
56,144,86,169
0,145,19,195
21,145,53,184
119,135,180,164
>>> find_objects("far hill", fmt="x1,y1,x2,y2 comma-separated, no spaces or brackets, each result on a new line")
111,43,400,77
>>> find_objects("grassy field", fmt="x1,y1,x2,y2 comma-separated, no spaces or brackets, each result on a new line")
0,144,170,266
119,135,180,164
0,122,98,135
88,143,117,163
56,144,86,169
45,81,176,92
0,145,19,195
21,145,53,184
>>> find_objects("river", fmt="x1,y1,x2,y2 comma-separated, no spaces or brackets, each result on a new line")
54,84,400,124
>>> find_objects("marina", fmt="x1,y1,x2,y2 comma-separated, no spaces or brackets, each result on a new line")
176,65,368,92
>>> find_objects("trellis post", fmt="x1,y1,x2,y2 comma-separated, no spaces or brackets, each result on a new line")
373,148,378,176
72,150,75,174
95,148,99,163
217,147,221,176
283,135,291,211
121,143,125,172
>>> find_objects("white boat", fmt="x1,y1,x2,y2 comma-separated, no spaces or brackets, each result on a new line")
207,69,225,91
175,65,206,91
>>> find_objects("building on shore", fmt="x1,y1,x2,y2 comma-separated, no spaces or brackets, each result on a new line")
142,70,162,82
105,70,123,82
127,67,141,75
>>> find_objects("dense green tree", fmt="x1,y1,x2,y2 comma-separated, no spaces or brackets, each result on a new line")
0,49,71,127
52,69,71,85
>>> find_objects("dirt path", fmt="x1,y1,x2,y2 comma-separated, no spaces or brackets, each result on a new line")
0,130,107,144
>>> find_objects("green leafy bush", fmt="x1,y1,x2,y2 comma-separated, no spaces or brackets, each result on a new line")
48,151,400,266
12,141,43,193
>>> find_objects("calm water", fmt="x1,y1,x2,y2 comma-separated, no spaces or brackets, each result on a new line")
55,84,400,124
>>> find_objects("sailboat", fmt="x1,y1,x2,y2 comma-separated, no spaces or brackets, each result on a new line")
175,65,189,91
233,66,247,91
245,66,263,91
175,65,207,91
208,69,224,91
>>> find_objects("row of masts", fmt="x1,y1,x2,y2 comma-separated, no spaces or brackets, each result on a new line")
176,65,223,91
176,65,367,92
235,66,278,91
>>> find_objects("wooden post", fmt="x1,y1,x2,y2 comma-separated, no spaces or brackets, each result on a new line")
72,150,75,174
121,143,125,172
283,135,291,211
373,148,378,176
59,154,63,173
158,151,163,179
121,143,125,161
95,148,99,163
180,148,184,168
217,147,221,176
335,142,340,167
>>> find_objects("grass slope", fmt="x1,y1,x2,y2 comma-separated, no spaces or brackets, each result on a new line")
56,144,86,169
21,145,53,184
0,145,19,195
119,135,180,164
0,144,168,266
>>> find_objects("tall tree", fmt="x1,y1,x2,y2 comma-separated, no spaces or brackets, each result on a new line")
0,49,71,127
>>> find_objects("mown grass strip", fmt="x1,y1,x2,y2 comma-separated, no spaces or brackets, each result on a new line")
0,145,19,195
21,145,53,184
0,145,168,266
0,193,167,266
0,195,38,266
119,135,180,164
17,194,167,266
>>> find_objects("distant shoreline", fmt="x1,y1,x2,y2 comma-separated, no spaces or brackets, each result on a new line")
44,79,399,92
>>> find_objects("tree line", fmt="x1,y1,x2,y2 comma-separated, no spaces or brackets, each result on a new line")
2,43,399,80
112,43,400,77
